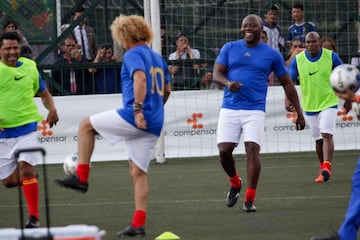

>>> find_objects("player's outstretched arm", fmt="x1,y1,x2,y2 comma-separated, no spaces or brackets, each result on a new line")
335,88,358,114
133,70,147,129
335,88,358,103
38,89,59,128
279,74,305,130
163,83,171,104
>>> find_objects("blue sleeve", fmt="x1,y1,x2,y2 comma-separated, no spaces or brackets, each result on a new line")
332,52,343,69
38,74,46,92
124,51,145,78
162,57,171,85
215,43,229,66
273,51,289,78
287,26,292,42
288,58,299,81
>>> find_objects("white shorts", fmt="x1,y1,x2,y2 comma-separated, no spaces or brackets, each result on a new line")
306,108,337,141
89,110,158,172
217,108,265,146
0,132,40,180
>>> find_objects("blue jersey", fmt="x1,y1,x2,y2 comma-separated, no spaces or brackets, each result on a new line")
215,40,288,112
287,22,317,43
117,45,170,136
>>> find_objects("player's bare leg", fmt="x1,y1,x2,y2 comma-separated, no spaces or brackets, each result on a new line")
218,142,242,208
218,142,237,177
129,162,149,211
320,133,334,182
117,162,147,237
3,162,40,227
77,118,96,165
53,117,96,193
315,139,324,165
314,139,324,182
243,141,260,212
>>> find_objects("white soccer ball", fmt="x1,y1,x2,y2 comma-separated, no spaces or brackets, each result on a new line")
330,64,360,93
63,152,78,176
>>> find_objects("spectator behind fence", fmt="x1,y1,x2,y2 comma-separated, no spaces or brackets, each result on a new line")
200,65,222,90
285,38,305,67
2,19,31,49
262,4,285,53
51,36,89,95
287,2,317,47
20,45,35,60
89,43,121,94
160,25,171,58
71,6,97,61
168,34,200,90
320,36,338,52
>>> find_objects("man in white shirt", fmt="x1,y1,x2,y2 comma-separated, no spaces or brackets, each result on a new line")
168,34,201,90
262,4,285,53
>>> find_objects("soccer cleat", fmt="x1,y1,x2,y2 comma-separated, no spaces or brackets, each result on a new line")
310,234,339,240
321,168,331,182
25,216,40,228
116,225,145,238
53,174,88,193
314,173,324,182
225,178,242,207
243,200,256,212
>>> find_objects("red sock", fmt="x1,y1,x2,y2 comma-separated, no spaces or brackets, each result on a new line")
22,177,39,219
131,210,146,228
76,164,90,183
319,162,324,170
244,188,256,203
228,172,241,188
323,161,332,171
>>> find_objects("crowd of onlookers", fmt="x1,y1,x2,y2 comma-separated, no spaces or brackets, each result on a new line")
163,2,343,90
1,3,351,95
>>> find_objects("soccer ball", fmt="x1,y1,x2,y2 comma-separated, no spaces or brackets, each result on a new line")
330,64,360,93
63,152,78,176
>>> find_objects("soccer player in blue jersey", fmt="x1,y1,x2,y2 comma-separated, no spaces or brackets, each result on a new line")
287,3,317,46
0,31,59,228
310,90,360,240
212,14,305,212
288,31,344,183
54,15,171,237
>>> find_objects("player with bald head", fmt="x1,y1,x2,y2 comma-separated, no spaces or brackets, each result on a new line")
305,32,321,57
288,31,344,183
212,14,305,212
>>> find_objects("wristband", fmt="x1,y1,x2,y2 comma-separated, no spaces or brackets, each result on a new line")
133,102,143,112
227,81,231,89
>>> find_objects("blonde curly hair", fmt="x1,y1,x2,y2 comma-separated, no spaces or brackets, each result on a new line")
110,15,153,48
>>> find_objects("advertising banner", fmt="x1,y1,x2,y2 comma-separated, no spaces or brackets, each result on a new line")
35,87,360,164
